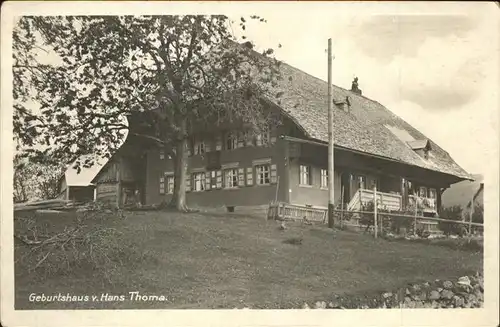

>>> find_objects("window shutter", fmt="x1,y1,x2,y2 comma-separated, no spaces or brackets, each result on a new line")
205,141,211,153
270,164,278,184
246,167,253,186
238,168,245,186
160,176,165,194
186,174,191,192
215,135,222,151
186,142,192,157
216,170,222,189
205,174,211,190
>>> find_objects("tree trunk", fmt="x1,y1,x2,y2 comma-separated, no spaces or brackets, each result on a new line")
168,120,191,212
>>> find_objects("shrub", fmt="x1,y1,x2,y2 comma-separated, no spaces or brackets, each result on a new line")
439,206,466,236
359,201,375,229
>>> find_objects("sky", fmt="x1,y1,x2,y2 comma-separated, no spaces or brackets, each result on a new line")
229,7,499,176
8,2,499,180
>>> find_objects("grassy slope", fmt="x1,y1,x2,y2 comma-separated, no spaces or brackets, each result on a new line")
15,211,482,309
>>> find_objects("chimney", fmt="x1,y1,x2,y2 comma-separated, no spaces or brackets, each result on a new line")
351,77,362,95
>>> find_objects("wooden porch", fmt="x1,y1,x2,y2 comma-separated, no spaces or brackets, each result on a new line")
346,189,437,214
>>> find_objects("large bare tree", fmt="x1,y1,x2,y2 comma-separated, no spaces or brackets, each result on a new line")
13,15,284,211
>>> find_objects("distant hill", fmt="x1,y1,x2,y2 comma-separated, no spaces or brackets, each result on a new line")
442,174,484,208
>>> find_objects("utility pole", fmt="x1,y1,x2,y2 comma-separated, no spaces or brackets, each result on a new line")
327,38,335,229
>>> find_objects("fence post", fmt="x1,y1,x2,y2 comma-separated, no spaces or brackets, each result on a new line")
373,185,378,239
340,186,345,228
414,198,418,236
469,191,474,235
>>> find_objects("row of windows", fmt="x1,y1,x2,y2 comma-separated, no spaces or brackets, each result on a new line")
159,131,275,159
299,166,372,189
160,163,277,194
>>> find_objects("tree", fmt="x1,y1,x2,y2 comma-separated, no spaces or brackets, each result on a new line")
13,15,284,211
13,155,34,203
13,154,65,202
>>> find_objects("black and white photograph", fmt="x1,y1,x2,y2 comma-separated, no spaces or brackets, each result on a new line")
1,1,498,326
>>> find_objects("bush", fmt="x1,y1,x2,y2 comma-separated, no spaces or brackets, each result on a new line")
438,205,464,236
359,201,375,228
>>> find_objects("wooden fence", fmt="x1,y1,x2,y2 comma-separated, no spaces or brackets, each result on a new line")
267,185,483,237
267,202,327,223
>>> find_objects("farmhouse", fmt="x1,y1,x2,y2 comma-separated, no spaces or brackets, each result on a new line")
91,60,472,215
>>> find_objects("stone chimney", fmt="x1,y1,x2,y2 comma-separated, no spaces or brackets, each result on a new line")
351,77,362,95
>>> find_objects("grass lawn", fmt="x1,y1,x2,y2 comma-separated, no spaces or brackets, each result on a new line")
15,210,483,309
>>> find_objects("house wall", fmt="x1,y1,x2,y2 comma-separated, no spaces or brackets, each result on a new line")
68,186,95,203
95,182,119,205
287,143,385,208
94,160,120,206
287,159,342,208
144,126,290,208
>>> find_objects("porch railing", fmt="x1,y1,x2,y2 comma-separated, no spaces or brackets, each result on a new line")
347,189,437,213
408,194,437,212
347,189,402,211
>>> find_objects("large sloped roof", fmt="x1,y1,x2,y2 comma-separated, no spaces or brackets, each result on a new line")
265,61,471,180
64,155,108,186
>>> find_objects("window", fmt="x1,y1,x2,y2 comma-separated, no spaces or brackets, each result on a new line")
357,175,366,190
224,169,238,188
159,150,165,160
419,186,427,197
299,165,311,185
225,132,238,150
256,131,270,146
159,176,165,194
194,140,205,155
428,188,437,199
166,176,174,194
256,164,271,185
242,131,253,146
193,172,206,191
407,180,415,194
320,169,328,189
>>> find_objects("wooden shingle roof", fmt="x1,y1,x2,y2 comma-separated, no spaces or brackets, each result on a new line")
264,61,471,180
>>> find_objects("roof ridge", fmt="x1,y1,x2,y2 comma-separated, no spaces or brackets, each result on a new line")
278,60,386,104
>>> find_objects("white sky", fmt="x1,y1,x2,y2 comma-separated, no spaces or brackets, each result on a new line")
7,2,500,178
229,8,499,176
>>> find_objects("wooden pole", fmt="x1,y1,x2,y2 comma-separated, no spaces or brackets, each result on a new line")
373,185,378,238
340,185,345,228
469,191,474,235
327,38,335,229
274,175,280,203
116,161,121,209
414,196,418,236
